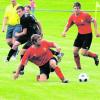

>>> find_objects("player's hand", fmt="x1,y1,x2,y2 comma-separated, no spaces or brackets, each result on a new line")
62,32,66,37
96,34,100,37
15,33,20,37
2,27,5,32
13,73,19,80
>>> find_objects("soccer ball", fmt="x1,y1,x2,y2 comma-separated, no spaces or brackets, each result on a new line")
78,73,88,82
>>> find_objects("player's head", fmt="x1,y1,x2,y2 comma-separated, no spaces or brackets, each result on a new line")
73,2,81,14
16,6,25,17
31,34,42,47
24,5,31,14
11,0,16,5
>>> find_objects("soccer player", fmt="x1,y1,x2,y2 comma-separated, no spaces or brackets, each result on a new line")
5,6,41,62
2,0,21,59
23,5,64,61
62,2,100,69
13,34,68,83
29,0,36,14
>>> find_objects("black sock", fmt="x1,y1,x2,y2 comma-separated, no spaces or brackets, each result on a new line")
8,43,13,48
20,55,24,60
50,49,59,56
7,49,16,61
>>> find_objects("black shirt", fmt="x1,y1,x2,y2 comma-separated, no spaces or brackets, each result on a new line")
20,14,37,38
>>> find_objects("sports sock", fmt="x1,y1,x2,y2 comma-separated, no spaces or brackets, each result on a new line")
7,49,16,61
54,66,64,80
20,55,24,60
87,51,97,58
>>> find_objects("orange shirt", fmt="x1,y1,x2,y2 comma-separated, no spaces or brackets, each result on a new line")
21,40,55,67
67,12,92,34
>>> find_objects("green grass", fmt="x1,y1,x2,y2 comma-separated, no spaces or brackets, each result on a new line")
0,0,100,100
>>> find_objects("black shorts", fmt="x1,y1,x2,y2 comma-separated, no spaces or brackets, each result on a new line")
17,35,29,44
39,57,58,79
73,33,92,50
22,41,32,49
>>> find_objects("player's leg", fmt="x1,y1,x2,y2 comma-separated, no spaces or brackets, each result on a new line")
81,49,99,66
6,35,28,61
49,58,68,83
12,25,22,58
37,62,50,82
73,34,84,69
37,74,47,82
73,47,81,69
6,25,14,48
6,41,21,61
81,33,99,66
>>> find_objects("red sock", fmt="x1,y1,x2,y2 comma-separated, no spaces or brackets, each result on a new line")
54,66,64,80
87,51,97,58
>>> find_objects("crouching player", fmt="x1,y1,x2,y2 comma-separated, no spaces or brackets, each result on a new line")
13,34,68,83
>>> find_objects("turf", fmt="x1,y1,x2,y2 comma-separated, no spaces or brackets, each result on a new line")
0,0,100,100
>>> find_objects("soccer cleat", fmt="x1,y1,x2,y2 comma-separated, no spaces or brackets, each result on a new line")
62,79,69,83
12,49,19,60
57,53,64,62
11,56,17,60
4,57,9,62
74,67,81,70
94,55,99,66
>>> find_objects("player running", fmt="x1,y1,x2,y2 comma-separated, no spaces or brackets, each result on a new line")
62,2,100,69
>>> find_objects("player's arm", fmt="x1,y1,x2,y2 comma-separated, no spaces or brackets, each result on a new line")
34,21,43,37
48,41,61,53
2,17,8,32
62,15,74,37
14,64,25,79
13,49,30,79
15,28,27,37
91,18,100,37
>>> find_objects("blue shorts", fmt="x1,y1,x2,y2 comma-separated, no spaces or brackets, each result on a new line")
6,24,22,39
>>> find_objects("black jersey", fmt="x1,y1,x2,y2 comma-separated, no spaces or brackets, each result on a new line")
20,14,37,38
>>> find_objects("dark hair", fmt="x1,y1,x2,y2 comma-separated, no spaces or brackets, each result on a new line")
31,34,41,44
24,5,31,10
16,6,24,11
73,2,81,8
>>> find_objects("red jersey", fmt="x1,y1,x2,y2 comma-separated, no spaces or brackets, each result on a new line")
67,12,92,34
21,40,55,67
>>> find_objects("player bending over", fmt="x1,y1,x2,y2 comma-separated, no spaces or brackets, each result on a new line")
14,34,68,83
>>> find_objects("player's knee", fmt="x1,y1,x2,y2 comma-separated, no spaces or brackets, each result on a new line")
73,52,79,57
81,51,87,56
38,74,47,82
50,60,57,69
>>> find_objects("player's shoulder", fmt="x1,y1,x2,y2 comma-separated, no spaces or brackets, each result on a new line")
41,39,49,43
81,11,91,16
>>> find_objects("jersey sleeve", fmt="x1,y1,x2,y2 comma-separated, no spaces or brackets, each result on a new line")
85,13,92,23
66,15,74,28
21,49,31,66
45,40,55,48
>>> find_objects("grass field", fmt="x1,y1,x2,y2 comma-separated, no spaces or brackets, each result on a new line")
0,0,100,100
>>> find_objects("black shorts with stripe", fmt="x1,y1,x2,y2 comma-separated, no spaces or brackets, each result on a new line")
39,57,58,79
73,33,92,50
